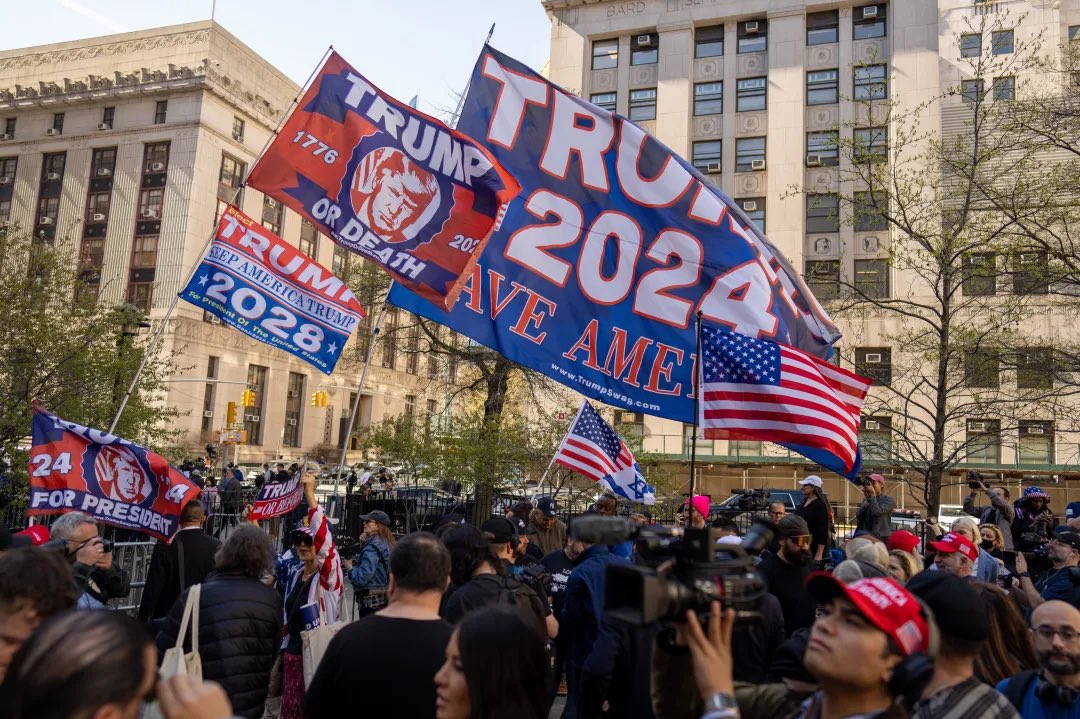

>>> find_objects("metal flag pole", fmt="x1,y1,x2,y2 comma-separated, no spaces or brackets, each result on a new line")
108,45,335,435
688,310,704,506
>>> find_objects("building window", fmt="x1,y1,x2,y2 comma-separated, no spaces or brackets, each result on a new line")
1070,26,1080,42
854,126,888,162
244,365,268,445
736,77,767,112
3,118,14,137
966,420,1001,464
854,259,889,298
138,188,164,218
854,64,888,100
299,219,318,258
614,410,645,437
0,157,14,182
102,107,115,129
406,323,420,374
854,191,889,231
807,10,839,45
427,353,439,379
283,372,304,447
861,417,892,462
592,39,618,70
1017,348,1053,389
738,198,765,232
0,199,10,228
1012,251,1048,294
154,100,168,125
693,82,723,115
855,348,891,386
332,245,350,277
993,77,1015,101
381,308,398,368
806,194,840,233
729,439,763,456
853,4,887,40
964,349,1000,388
631,33,658,65
735,137,765,172
807,131,840,167
37,196,60,226
962,79,984,104
144,142,170,173
86,192,111,223
590,93,616,113
51,113,64,133
131,235,158,268
1019,421,1054,464
992,29,1014,55
805,260,841,299
90,147,116,178
232,116,245,142
807,69,839,105
126,282,153,313
262,196,283,234
960,34,982,58
737,19,767,53
629,89,657,122
219,154,246,189
692,140,722,173
43,152,66,180
199,356,218,441
695,25,724,58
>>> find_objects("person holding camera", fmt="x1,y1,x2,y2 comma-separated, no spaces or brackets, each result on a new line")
1015,529,1080,609
1013,487,1055,552
963,473,1015,550
50,512,130,609
855,474,896,541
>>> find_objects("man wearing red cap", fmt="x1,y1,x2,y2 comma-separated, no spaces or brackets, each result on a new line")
930,533,979,579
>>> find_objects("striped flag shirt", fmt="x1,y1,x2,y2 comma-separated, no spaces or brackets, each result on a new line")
553,401,655,504
698,326,871,478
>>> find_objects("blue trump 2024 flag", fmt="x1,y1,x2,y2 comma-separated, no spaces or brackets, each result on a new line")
388,45,841,424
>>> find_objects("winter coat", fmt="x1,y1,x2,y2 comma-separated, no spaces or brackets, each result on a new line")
529,510,567,556
155,570,282,719
963,489,1016,550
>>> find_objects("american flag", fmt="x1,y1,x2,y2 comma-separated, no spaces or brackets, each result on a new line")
698,326,871,478
554,401,655,505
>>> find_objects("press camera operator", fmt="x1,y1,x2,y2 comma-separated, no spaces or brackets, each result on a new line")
963,471,1015,550
1015,528,1080,609
854,473,895,540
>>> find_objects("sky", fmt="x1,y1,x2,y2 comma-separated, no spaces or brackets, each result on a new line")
0,0,553,117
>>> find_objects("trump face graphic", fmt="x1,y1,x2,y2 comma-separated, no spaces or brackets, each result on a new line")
95,445,153,504
350,146,441,244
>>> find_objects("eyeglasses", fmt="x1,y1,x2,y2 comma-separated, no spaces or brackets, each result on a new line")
1035,626,1080,643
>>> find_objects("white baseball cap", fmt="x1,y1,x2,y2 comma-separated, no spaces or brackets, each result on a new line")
798,475,823,488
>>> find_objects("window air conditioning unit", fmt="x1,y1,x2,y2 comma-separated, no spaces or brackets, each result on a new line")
141,208,159,218
745,21,760,33
750,159,766,171
621,413,638,423
806,154,823,167
0,177,10,185
706,162,722,174
39,217,55,226
636,34,653,46
1027,426,1046,435
232,131,243,141
970,421,988,432
287,390,298,398
742,200,758,212
266,198,279,208
245,414,260,423
148,162,165,172
46,172,61,181
96,167,112,177
862,6,879,19
97,123,111,131
286,418,297,426
0,133,10,141
865,353,883,363
45,128,60,136
202,410,214,418
865,420,881,430
92,213,106,222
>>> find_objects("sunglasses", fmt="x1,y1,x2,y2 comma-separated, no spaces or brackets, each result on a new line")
784,535,812,547
293,536,314,547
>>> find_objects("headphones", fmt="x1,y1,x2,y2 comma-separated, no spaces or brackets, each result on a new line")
1035,677,1080,706
886,598,940,709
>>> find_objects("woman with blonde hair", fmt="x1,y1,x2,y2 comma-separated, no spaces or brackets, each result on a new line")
886,549,920,584
979,523,1006,558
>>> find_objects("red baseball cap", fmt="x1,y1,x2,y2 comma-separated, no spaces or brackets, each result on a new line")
887,530,920,554
806,573,932,656
15,525,50,546
928,532,977,562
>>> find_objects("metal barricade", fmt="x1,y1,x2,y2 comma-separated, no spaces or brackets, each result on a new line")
105,540,157,615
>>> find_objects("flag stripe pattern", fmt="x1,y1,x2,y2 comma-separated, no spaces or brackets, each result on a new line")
554,401,655,504
699,326,871,475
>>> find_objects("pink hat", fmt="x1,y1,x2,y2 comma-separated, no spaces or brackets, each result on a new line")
684,495,711,518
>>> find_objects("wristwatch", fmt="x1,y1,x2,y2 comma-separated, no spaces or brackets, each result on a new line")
1019,571,1031,578
702,692,739,719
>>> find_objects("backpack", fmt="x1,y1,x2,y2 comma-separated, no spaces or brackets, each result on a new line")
1000,670,1039,712
493,576,545,630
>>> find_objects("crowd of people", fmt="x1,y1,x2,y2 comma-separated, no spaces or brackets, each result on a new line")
2,467,1080,718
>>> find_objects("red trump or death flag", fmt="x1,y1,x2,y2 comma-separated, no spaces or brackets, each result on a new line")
28,409,201,542
246,51,521,309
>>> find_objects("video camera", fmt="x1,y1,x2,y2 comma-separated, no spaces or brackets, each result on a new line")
572,515,774,627
732,487,770,512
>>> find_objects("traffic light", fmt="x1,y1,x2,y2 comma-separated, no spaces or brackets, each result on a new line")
311,392,320,407
240,389,255,406
226,401,238,425
311,390,328,408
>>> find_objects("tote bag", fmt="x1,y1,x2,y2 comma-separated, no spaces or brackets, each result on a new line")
301,580,349,688
145,583,202,719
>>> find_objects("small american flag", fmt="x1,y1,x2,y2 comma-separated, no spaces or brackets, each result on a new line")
554,401,655,504
698,326,871,478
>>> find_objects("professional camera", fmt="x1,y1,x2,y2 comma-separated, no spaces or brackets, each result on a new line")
967,470,985,491
733,488,770,512
852,474,872,488
574,515,774,627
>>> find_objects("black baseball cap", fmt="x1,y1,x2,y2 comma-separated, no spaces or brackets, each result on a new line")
508,515,536,536
481,516,516,544
905,570,986,642
535,497,558,518
1054,529,1080,552
358,510,391,527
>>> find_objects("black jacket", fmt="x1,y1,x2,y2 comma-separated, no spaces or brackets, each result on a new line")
139,528,221,622
155,571,283,719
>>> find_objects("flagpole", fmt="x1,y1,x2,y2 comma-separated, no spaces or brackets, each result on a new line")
540,400,585,498
688,310,703,505
107,45,335,435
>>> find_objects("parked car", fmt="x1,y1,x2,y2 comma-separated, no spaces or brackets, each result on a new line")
937,504,966,530
711,488,804,518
